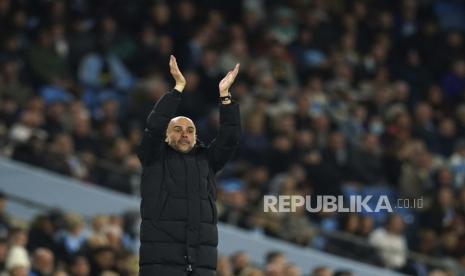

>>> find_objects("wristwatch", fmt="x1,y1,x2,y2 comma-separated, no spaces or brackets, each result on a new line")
220,94,232,104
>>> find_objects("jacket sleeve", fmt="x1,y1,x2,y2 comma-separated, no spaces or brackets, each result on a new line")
207,102,241,173
137,90,182,165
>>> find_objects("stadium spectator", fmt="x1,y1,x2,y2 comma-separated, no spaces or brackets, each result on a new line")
311,266,332,276
0,238,7,272
67,255,89,276
217,256,232,276
0,193,10,236
30,248,55,276
4,245,30,276
231,251,251,276
369,214,408,269
26,215,57,255
56,213,88,260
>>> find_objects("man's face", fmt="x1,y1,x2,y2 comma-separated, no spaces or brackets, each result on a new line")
165,117,197,153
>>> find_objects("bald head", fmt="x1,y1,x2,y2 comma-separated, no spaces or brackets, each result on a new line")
33,248,54,275
168,116,195,129
165,116,197,153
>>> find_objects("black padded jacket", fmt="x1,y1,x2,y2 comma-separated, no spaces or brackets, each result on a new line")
137,90,240,276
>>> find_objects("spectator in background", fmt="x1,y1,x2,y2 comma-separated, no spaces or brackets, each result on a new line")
433,118,457,157
230,251,251,276
30,248,55,276
421,187,456,234
67,14,95,73
348,133,385,185
51,270,68,276
442,60,465,105
0,193,11,236
369,214,408,269
78,30,134,119
102,154,141,195
449,139,465,188
265,251,287,275
0,60,32,107
313,131,348,196
257,40,298,88
399,140,435,199
0,238,7,272
266,135,293,176
44,133,84,178
27,26,71,86
334,271,353,276
357,216,375,238
67,255,90,276
412,102,436,150
326,213,360,259
3,245,30,276
8,228,28,249
88,246,115,276
278,197,316,246
42,101,66,136
284,263,301,276
70,112,96,154
217,256,232,276
311,266,332,276
218,179,250,228
56,213,88,260
27,215,57,254
8,107,46,148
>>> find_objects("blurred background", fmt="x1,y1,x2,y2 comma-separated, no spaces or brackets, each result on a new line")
1,0,465,275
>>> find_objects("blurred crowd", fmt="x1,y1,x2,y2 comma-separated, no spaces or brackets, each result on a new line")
0,192,141,276
1,0,465,275
0,192,364,276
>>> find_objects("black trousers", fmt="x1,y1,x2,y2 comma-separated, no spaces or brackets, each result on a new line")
139,264,216,276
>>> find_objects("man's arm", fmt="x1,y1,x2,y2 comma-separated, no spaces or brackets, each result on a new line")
208,64,241,173
137,56,186,165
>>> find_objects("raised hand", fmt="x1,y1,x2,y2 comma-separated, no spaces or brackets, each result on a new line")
169,55,186,92
219,63,240,96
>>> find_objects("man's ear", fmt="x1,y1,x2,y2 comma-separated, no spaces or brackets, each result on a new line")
165,127,169,143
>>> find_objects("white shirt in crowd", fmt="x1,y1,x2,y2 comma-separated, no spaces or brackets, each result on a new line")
368,228,408,269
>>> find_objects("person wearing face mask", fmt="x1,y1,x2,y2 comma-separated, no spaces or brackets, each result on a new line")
137,55,241,276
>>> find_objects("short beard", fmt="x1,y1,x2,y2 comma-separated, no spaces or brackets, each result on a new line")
167,140,193,153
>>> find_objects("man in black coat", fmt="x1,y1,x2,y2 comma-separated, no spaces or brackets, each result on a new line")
137,55,241,276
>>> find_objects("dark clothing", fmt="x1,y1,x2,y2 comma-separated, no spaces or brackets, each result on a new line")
348,148,386,185
137,90,240,276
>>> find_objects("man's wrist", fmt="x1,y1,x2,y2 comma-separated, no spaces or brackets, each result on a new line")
219,90,230,97
220,93,232,105
174,84,185,92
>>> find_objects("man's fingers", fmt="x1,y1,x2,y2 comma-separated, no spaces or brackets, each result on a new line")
170,60,183,77
221,72,232,84
226,64,240,81
232,64,240,75
172,60,178,71
169,55,179,72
